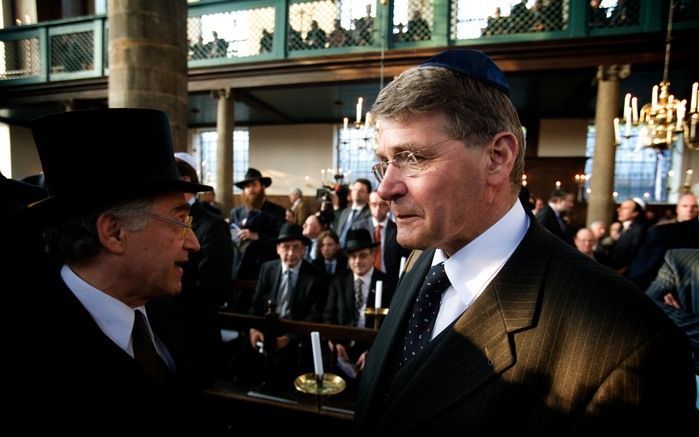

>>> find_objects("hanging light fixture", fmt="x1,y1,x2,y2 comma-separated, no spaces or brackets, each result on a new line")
614,1,698,150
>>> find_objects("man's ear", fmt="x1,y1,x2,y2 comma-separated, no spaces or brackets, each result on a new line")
96,213,126,254
486,131,518,186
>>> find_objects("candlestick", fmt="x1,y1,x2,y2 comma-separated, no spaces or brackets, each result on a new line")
311,331,323,379
374,281,383,308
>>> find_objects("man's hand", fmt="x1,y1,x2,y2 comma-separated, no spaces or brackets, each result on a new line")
663,292,681,309
249,328,264,349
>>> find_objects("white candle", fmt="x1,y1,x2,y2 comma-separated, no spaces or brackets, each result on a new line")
676,101,686,131
613,117,621,144
631,97,638,124
343,117,349,132
374,280,383,308
652,85,659,110
310,331,323,378
691,82,698,113
623,93,631,120
685,169,694,187
356,97,363,124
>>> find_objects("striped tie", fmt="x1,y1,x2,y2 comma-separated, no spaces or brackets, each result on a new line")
132,310,172,383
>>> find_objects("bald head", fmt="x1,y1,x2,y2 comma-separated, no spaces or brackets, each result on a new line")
574,228,596,257
676,193,698,222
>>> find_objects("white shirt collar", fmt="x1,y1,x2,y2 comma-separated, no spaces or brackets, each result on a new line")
432,200,530,338
372,217,388,228
60,264,139,356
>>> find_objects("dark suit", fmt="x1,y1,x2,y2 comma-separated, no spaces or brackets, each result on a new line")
248,259,328,385
603,217,648,272
645,249,699,373
353,217,410,290
355,217,695,435
312,252,349,280
629,218,699,289
534,203,566,241
323,268,394,326
334,204,371,239
229,200,285,312
16,273,207,435
249,259,327,322
175,200,233,382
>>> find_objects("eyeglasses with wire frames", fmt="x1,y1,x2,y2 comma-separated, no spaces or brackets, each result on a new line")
148,213,193,239
371,137,455,183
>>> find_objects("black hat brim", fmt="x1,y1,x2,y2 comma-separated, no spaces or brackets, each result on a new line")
27,178,212,217
275,234,311,246
344,241,380,253
234,176,272,190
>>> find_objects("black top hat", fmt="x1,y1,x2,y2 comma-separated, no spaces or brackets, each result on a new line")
0,171,47,220
28,108,211,215
234,168,272,190
275,223,310,245
344,228,379,253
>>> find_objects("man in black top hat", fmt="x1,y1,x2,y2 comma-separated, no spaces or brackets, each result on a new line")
229,168,286,309
247,223,328,385
16,109,214,435
354,49,695,435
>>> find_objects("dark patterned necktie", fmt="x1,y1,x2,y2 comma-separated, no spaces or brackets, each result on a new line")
132,310,172,383
278,269,293,318
399,262,450,367
354,278,364,324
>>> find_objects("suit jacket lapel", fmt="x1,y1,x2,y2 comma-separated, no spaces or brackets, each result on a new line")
377,218,552,432
356,249,435,423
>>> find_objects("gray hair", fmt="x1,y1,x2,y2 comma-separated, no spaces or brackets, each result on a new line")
371,66,525,190
44,196,155,264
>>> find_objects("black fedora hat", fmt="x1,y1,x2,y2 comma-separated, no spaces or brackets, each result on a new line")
28,108,211,214
344,228,379,253
234,168,272,190
275,223,310,246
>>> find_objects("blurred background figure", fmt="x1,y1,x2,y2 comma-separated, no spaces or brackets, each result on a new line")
574,227,597,259
288,187,308,225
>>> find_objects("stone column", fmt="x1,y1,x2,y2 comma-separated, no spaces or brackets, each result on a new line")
107,0,188,152
214,88,234,216
587,64,629,227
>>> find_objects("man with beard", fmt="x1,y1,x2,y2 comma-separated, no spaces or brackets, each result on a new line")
229,168,286,310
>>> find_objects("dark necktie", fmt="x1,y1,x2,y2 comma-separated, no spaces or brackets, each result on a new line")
373,224,383,270
278,269,293,318
354,278,364,325
399,262,451,367
132,310,172,383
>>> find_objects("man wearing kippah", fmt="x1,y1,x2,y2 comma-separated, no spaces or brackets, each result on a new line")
354,49,695,435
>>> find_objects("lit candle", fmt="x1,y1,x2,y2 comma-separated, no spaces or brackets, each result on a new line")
631,97,638,124
356,97,363,124
691,82,698,113
343,116,349,131
676,101,686,131
374,281,383,309
652,85,659,110
623,93,631,120
310,331,323,378
613,117,621,144
685,169,694,187
555,180,561,189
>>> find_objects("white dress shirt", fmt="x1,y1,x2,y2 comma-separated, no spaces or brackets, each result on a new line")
431,200,530,339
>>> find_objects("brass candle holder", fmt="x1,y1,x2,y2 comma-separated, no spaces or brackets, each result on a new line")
364,306,389,330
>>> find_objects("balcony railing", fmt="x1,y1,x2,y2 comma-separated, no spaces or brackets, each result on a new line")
1,0,696,87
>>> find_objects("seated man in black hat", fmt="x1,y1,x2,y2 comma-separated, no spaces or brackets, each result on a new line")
247,223,328,385
16,109,214,434
229,167,286,310
323,229,394,379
